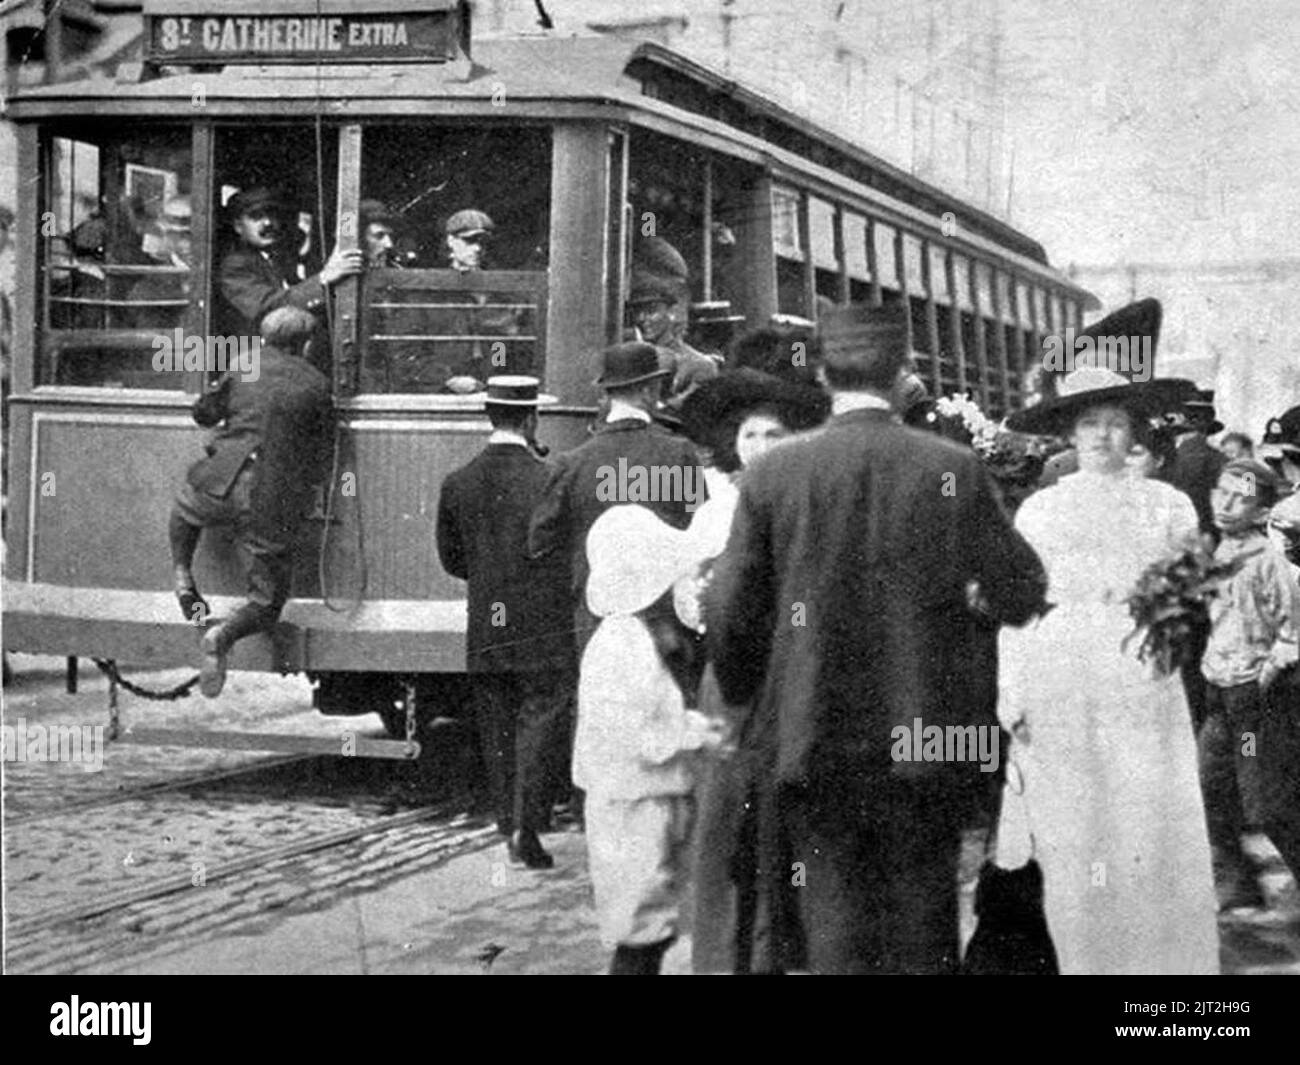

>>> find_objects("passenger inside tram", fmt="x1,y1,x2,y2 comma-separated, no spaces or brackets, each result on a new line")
357,125,550,395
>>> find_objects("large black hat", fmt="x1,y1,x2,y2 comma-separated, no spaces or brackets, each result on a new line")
629,237,690,306
1010,298,1194,435
678,368,829,446
819,302,910,375
1261,405,1300,458
594,341,673,390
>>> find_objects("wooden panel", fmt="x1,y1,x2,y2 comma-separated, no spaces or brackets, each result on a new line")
548,123,610,406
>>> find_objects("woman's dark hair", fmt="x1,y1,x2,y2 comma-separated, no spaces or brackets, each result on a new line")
711,402,786,473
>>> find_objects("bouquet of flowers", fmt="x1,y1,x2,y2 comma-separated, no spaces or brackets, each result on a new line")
1122,543,1255,676
926,393,1055,506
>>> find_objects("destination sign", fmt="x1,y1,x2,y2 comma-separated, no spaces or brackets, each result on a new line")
145,12,460,63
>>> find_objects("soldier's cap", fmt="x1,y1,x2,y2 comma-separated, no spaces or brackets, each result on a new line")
259,306,318,347
594,341,673,390
482,375,557,408
359,199,402,231
445,209,495,239
227,186,288,219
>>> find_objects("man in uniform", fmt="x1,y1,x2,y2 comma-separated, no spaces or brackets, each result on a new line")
167,306,335,697
217,186,362,347
436,376,575,868
627,237,719,405
528,341,706,654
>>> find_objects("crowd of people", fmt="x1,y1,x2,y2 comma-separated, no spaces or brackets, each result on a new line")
160,185,1298,974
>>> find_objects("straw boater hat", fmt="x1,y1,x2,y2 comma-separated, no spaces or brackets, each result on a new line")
481,375,556,408
585,505,704,618
1008,298,1197,436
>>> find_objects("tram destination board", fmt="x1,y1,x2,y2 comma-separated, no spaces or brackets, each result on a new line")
144,0,464,65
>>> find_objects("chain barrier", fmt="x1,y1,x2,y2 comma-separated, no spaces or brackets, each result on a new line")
92,659,201,701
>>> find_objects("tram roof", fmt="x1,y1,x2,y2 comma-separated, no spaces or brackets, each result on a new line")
8,31,1090,290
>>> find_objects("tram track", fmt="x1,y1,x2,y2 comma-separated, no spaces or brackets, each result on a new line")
5,803,500,974
5,753,313,830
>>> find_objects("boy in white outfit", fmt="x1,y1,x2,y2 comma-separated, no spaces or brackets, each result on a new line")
576,504,725,975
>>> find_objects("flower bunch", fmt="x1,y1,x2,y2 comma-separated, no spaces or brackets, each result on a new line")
927,393,1051,498
1122,544,1253,677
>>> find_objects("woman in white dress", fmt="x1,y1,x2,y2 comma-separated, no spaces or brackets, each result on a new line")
998,366,1220,975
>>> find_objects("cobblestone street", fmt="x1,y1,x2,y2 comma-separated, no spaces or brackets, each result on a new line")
4,655,1299,975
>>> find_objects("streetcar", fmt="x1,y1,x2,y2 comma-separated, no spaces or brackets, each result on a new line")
2,0,1095,743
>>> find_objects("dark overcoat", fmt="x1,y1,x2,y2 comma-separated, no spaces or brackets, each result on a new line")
218,245,326,339
1162,432,1226,537
436,443,576,673
703,408,1047,970
527,418,705,643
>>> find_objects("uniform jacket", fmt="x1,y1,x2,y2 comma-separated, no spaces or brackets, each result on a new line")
186,344,333,541
218,244,326,339
1162,432,1226,537
707,407,1047,790
527,419,705,604
436,442,576,673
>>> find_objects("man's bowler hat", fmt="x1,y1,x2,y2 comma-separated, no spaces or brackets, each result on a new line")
595,342,673,390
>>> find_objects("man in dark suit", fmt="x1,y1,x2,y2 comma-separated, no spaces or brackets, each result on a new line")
217,186,361,345
167,306,335,698
437,376,576,868
527,341,706,652
706,302,1048,975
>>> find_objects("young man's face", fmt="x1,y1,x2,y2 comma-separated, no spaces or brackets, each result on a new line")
1212,470,1269,535
233,209,279,250
363,222,395,267
447,232,485,271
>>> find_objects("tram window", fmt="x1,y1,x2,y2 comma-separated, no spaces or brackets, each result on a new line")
776,257,806,316
809,198,836,271
42,127,192,388
902,234,925,294
626,133,748,348
843,212,869,281
356,125,551,393
952,254,973,311
771,186,801,260
873,222,898,292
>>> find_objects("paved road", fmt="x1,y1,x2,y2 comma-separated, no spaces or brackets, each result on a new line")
4,655,1297,974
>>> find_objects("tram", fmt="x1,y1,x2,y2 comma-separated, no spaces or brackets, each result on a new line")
2,0,1095,736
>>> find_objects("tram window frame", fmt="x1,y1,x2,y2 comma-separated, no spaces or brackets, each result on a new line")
349,122,554,396
843,211,869,282
38,124,199,392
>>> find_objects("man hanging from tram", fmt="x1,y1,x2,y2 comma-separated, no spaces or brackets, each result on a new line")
167,305,335,698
